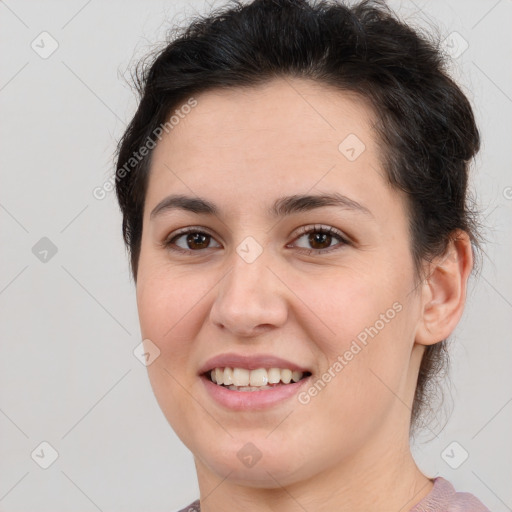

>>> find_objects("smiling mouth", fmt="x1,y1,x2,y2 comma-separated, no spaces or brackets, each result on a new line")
203,367,312,392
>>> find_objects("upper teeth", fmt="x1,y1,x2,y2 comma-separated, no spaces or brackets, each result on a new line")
210,367,304,386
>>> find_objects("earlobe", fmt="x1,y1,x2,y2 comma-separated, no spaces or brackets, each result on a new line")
415,230,474,347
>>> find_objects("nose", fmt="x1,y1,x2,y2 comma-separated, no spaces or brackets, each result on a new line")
209,248,288,337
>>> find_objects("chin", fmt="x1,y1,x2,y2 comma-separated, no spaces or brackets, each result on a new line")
195,439,315,487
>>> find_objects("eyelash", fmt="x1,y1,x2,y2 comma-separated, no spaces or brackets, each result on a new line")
161,224,349,256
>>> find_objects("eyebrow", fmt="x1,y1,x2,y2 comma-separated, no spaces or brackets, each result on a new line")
150,192,373,220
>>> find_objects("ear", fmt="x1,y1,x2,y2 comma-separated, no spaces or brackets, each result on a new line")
415,230,474,346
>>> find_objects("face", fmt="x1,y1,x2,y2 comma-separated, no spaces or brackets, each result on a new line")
136,78,425,487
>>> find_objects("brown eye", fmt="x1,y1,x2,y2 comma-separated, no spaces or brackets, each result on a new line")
307,231,333,250
291,225,349,255
185,232,210,250
163,228,222,254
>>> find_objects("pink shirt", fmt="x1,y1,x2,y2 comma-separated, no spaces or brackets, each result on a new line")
410,477,490,512
176,477,490,511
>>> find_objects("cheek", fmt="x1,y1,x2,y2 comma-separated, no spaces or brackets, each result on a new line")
136,266,212,352
136,268,212,444
295,265,402,355
296,268,412,412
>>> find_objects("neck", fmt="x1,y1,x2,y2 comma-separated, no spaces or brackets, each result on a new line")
194,416,433,512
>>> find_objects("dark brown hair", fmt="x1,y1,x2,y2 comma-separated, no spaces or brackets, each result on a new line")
114,0,481,433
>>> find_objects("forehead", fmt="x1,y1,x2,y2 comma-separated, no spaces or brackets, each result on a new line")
145,77,396,222
156,77,375,157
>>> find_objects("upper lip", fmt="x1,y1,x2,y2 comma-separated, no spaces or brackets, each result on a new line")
198,353,311,375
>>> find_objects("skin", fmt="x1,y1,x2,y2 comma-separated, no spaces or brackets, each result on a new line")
135,77,473,512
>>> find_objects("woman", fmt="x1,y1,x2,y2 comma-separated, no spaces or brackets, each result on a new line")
115,0,490,510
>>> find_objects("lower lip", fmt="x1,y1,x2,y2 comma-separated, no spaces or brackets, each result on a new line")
200,374,311,411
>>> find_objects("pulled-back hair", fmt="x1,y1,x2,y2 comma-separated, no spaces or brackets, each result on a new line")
115,0,481,433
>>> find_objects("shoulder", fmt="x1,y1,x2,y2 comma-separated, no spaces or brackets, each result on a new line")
410,477,491,512
175,481,491,512
174,499,200,512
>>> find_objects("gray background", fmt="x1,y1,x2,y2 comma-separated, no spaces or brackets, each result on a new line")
1,0,511,511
